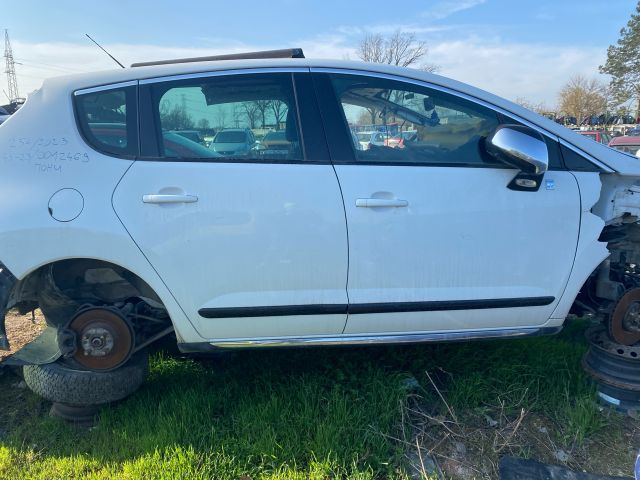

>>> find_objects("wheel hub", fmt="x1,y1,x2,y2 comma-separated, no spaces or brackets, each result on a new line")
609,288,640,345
80,326,114,357
69,307,134,371
623,301,640,332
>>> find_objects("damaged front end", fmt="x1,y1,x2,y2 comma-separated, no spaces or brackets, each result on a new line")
580,176,640,339
579,174,640,411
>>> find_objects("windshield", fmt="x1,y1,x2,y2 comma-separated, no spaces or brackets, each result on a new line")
264,131,286,141
215,131,247,143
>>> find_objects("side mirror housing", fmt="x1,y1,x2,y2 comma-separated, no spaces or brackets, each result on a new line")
486,125,548,175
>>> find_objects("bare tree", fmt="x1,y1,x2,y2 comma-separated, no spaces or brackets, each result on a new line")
253,100,272,128
197,118,210,131
356,31,439,125
215,106,227,129
514,97,548,115
357,30,438,71
242,102,260,129
232,104,242,128
159,99,194,131
558,75,608,126
270,100,287,130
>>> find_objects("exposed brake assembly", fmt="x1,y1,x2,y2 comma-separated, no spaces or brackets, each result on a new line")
583,288,640,412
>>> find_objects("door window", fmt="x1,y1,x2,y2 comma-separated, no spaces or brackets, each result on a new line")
328,73,502,166
150,73,303,161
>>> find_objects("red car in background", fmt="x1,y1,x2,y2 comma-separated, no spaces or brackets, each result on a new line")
608,135,640,156
577,130,612,144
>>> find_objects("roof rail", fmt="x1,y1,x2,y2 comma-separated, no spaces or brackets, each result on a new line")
131,48,305,68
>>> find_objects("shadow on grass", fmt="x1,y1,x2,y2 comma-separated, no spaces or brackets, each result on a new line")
0,320,608,479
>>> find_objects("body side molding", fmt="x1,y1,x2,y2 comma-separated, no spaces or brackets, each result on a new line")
198,296,555,319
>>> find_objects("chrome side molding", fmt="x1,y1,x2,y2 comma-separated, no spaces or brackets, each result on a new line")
185,326,562,351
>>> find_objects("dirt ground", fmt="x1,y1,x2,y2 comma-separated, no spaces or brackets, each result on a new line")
0,309,46,361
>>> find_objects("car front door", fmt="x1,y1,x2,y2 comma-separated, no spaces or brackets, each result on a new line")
112,70,348,340
313,70,581,335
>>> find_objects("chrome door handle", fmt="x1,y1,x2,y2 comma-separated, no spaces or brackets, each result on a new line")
355,198,408,208
142,194,199,204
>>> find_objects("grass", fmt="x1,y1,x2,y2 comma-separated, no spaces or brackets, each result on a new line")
0,319,635,479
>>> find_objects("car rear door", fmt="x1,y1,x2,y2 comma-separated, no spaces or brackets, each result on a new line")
112,69,348,340
312,69,581,335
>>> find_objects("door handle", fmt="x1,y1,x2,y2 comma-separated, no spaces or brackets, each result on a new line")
142,194,199,204
355,198,408,208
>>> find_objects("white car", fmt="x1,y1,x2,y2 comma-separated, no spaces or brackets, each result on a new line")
356,131,386,150
209,128,255,156
1,49,640,406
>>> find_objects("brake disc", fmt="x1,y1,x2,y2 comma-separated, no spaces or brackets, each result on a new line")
609,288,640,346
68,307,134,371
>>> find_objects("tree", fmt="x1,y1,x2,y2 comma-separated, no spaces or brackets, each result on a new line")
514,97,548,115
356,31,438,126
253,100,272,128
242,102,260,129
357,30,438,72
197,118,210,131
159,99,194,131
600,2,640,116
270,100,287,130
214,106,227,129
558,75,607,126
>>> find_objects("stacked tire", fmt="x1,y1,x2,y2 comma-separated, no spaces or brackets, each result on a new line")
583,326,640,412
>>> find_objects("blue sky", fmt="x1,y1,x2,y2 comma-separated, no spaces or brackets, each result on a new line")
1,0,637,106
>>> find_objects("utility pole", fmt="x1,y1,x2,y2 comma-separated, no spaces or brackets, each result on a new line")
4,29,21,103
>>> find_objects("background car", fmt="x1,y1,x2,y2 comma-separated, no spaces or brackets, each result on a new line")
608,135,640,156
163,131,221,158
209,128,255,156
356,131,385,150
168,129,206,146
576,130,611,144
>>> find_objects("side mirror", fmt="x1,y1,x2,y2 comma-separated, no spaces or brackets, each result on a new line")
423,97,435,111
486,125,548,175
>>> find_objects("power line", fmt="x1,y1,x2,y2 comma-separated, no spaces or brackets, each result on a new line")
14,58,85,73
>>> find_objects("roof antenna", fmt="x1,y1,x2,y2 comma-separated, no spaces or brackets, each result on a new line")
85,34,125,69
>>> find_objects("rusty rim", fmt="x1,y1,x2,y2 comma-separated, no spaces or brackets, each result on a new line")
609,288,640,346
69,308,133,371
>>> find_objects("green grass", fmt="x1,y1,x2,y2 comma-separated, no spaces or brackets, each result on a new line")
0,320,617,479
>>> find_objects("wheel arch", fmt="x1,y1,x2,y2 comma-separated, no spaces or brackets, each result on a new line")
5,256,204,346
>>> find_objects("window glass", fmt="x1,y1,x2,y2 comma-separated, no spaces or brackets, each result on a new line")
151,73,302,161
328,74,501,166
75,86,137,157
561,145,603,172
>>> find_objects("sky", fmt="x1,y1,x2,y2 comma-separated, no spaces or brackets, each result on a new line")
1,0,637,108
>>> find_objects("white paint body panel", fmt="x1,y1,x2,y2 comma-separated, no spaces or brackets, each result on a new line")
336,165,581,333
112,161,348,338
550,173,609,321
0,85,204,344
3,59,640,347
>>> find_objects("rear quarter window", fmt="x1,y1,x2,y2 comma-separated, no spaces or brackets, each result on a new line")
74,84,138,158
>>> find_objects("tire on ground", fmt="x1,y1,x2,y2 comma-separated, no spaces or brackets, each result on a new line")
23,352,148,406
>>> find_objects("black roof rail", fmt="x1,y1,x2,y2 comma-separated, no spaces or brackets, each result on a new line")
131,48,305,68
